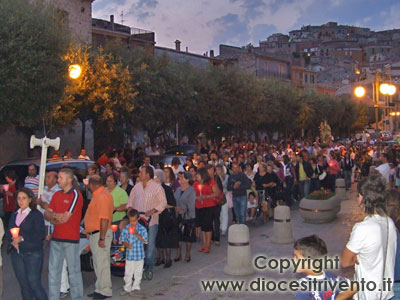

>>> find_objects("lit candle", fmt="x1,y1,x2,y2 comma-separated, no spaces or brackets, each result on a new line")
10,227,20,254
10,227,20,238
3,184,9,207
199,184,203,196
111,224,118,244
128,225,135,246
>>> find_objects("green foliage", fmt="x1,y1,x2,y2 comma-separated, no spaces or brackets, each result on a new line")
53,45,137,128
0,0,69,131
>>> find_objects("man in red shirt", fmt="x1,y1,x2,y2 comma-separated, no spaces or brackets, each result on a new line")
45,168,83,300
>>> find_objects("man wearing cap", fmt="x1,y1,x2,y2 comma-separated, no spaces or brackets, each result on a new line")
84,175,114,299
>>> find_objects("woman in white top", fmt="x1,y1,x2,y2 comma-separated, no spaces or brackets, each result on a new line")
171,157,185,176
341,172,397,300
216,165,229,236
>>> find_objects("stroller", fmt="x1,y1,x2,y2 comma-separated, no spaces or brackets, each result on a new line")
250,190,272,226
110,212,151,279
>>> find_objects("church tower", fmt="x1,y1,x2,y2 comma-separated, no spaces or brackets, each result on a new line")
49,0,94,44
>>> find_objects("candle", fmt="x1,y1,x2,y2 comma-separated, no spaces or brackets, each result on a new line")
111,224,118,233
10,227,20,238
128,225,135,235
10,227,20,254
3,184,9,192
199,184,203,196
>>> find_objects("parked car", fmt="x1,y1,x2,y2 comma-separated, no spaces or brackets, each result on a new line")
0,157,98,185
149,155,187,169
161,155,187,168
165,144,196,156
379,130,393,141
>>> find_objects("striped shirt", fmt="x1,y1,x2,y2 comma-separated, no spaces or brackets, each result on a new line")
127,179,167,226
24,175,39,197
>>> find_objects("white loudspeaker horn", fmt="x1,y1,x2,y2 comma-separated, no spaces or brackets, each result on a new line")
30,135,42,149
47,137,60,151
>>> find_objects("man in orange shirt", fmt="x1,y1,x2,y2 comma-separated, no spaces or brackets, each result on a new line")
84,175,114,299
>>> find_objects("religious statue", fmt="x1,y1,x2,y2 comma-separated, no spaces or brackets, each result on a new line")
320,121,332,145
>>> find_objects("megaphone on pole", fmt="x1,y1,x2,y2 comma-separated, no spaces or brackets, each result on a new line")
30,135,60,199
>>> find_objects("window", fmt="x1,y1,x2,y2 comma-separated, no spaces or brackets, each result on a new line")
310,75,315,84
304,74,308,83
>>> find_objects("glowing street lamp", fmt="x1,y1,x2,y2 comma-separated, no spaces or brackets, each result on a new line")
69,64,82,79
354,86,366,98
380,83,389,95
387,84,396,96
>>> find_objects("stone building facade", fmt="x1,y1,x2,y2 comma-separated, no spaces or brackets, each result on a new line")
50,0,94,44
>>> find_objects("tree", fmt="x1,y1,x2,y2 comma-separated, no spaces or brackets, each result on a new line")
0,0,69,132
53,46,137,148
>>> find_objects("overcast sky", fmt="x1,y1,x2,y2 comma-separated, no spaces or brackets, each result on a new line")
92,0,400,55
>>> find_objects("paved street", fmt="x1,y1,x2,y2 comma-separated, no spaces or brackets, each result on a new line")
3,186,362,300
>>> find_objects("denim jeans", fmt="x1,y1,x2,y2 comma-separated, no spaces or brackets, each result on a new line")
61,238,90,293
232,195,247,224
298,180,311,199
11,249,48,300
145,224,158,272
344,170,352,190
49,241,83,300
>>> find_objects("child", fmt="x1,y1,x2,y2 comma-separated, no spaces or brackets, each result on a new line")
246,192,257,221
120,209,148,296
294,235,350,300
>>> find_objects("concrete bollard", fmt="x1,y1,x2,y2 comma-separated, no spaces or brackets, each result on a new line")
224,224,255,276
335,178,348,200
271,205,295,244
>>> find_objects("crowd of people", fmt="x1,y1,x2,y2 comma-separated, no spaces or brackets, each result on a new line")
0,136,400,299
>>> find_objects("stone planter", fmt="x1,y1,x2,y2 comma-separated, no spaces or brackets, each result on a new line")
299,194,341,224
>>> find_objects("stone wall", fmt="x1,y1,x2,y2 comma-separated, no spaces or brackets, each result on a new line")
51,0,93,44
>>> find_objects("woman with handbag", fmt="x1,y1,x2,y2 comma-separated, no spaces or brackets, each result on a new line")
154,169,179,268
8,187,47,300
174,172,196,262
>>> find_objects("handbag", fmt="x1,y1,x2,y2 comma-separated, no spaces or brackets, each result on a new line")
179,214,194,237
219,193,227,206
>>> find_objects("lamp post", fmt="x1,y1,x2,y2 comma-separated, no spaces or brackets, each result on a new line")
354,71,397,132
68,64,87,149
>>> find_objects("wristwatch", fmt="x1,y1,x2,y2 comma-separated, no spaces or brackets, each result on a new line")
99,238,105,241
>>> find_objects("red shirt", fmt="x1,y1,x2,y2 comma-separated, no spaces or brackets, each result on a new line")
49,188,83,243
3,182,16,212
193,180,217,209
97,155,111,167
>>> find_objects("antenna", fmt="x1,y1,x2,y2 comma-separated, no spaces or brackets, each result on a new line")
120,11,124,25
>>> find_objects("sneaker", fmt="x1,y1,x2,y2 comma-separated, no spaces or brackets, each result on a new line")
60,291,69,299
120,290,130,296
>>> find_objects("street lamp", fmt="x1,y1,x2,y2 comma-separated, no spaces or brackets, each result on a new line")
69,64,82,79
354,73,397,131
354,86,366,98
